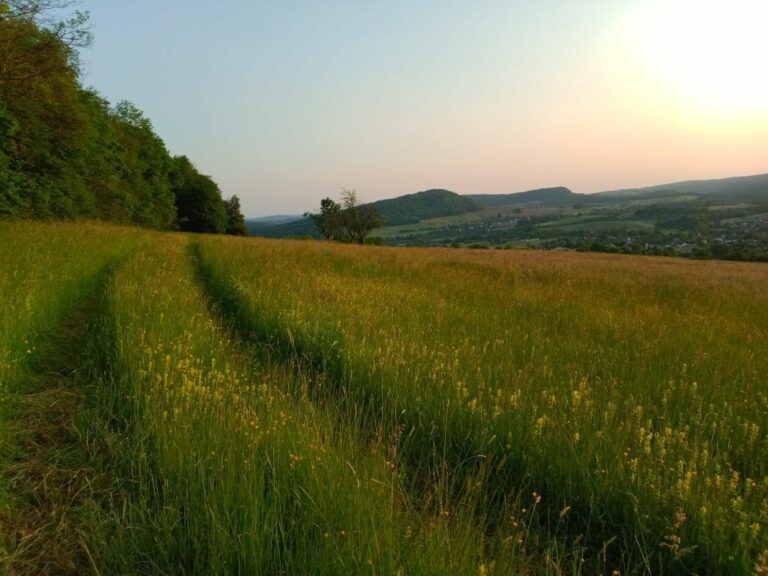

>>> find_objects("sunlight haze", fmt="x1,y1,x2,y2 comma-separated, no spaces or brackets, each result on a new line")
77,0,768,216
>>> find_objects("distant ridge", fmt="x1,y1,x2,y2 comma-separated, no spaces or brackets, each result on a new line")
247,171,768,238
246,216,318,238
247,189,478,237
466,187,581,207
246,214,302,225
368,189,479,225
597,173,768,201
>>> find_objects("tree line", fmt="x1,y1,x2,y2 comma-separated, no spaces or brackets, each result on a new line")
0,1,245,234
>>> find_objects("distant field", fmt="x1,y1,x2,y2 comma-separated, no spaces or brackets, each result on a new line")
1,222,767,575
371,207,496,238
538,216,656,232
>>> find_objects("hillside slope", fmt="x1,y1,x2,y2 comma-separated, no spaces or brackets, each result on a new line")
598,173,768,201
466,187,582,207
249,189,479,237
369,189,479,225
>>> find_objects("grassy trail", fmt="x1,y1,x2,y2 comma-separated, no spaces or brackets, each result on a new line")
87,236,520,574
191,241,523,532
2,223,766,574
0,265,120,575
191,240,528,572
196,236,768,575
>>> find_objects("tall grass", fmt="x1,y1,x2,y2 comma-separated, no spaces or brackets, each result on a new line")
197,236,768,574
0,221,136,519
94,234,518,574
0,222,137,572
3,222,765,574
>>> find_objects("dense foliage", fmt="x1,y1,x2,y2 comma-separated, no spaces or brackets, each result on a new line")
0,1,244,233
467,186,577,207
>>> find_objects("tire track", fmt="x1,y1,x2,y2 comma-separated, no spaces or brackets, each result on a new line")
0,262,122,576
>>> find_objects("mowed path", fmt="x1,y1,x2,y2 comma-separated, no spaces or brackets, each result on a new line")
1,272,115,575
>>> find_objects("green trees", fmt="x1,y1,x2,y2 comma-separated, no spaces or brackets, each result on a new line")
308,189,380,243
224,195,247,236
0,1,92,84
111,101,177,228
170,156,225,233
0,101,22,216
306,197,343,240
168,156,246,235
0,1,244,234
340,189,380,243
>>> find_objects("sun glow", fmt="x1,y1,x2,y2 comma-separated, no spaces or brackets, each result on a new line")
630,0,768,118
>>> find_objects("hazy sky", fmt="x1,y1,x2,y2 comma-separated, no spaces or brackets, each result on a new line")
76,0,768,216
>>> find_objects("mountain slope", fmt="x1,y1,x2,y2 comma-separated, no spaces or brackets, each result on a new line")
369,189,479,225
597,173,768,202
248,172,768,239
247,217,320,238
249,189,479,237
466,187,582,207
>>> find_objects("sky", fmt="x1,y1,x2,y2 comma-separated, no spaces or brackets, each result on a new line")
75,0,768,216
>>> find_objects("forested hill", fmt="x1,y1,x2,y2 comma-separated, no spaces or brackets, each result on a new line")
0,2,245,234
368,189,479,225
467,186,581,207
247,189,479,237
597,173,768,202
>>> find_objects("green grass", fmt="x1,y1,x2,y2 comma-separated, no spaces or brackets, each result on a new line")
84,233,522,574
1,221,767,574
371,206,520,239
197,237,768,574
0,222,136,548
537,214,655,232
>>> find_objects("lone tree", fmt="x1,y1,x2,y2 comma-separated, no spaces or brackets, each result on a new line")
340,189,380,243
306,196,343,240
308,189,380,243
224,195,247,235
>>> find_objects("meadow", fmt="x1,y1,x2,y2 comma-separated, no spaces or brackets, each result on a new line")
1,221,766,574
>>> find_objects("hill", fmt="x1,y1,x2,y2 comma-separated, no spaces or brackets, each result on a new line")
371,173,768,261
466,186,582,207
250,174,768,258
249,189,479,238
597,173,768,202
368,189,479,225
247,214,302,225
461,174,768,207
247,216,320,238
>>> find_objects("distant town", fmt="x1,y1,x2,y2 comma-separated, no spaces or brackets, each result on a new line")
249,174,768,262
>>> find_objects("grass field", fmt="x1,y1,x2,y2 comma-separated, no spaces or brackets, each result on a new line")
372,207,523,239
537,215,656,232
1,221,766,574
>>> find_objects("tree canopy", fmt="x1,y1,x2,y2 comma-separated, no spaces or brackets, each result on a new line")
0,0,245,233
307,189,380,243
306,197,343,240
